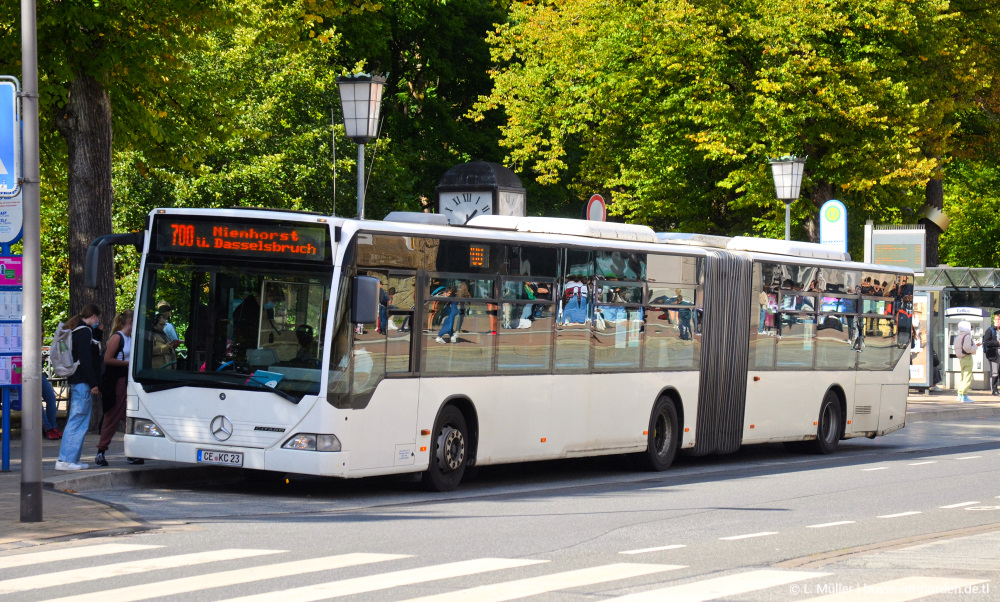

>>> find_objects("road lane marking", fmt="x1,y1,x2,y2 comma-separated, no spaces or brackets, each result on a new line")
907,461,936,466
620,545,686,554
0,544,161,570
801,576,989,601
806,521,855,529
607,569,830,601
719,532,778,541
956,456,981,460
862,467,888,471
397,563,686,602
217,558,548,602
939,501,980,509
877,511,922,519
44,553,409,602
0,549,282,595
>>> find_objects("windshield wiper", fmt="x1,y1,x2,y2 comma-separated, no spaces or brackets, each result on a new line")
141,381,193,393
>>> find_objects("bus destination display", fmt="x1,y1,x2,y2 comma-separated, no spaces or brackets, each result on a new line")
155,217,330,263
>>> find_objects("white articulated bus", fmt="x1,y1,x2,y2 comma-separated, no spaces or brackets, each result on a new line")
87,208,912,491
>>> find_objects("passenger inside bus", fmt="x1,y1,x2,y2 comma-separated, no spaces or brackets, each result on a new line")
291,324,319,368
151,313,179,369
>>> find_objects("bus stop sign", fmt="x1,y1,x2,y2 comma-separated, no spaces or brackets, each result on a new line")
0,80,18,197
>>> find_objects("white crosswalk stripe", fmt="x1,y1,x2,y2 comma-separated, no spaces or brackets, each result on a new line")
606,569,831,602
398,562,686,602
802,576,990,601
0,542,992,602
0,548,282,595
44,553,408,602
0,544,160,570
217,558,548,602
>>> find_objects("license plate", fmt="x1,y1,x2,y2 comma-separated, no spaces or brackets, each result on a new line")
197,449,243,466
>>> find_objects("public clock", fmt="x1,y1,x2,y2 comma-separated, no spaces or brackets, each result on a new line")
439,191,493,225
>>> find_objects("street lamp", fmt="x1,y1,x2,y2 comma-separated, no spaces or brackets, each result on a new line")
336,73,386,220
769,155,807,241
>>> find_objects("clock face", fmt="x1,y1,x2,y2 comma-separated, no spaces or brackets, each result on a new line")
440,191,493,225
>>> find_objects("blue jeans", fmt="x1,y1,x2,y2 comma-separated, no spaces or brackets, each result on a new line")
41,374,57,430
58,383,92,464
437,303,459,338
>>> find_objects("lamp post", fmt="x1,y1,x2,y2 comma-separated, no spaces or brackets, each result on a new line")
769,155,807,241
336,73,386,220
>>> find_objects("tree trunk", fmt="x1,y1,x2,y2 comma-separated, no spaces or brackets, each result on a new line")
921,178,943,267
54,72,117,431
805,181,835,244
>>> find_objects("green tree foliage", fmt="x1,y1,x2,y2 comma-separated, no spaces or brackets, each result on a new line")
940,161,1000,268
332,0,571,217
476,0,996,251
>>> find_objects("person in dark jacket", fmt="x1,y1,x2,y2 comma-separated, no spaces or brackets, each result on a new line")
983,311,1000,395
56,304,102,471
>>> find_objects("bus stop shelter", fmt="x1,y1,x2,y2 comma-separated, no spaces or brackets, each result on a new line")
913,267,1000,391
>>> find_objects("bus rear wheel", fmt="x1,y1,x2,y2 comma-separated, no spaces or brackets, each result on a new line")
422,406,468,492
642,397,678,471
811,391,842,455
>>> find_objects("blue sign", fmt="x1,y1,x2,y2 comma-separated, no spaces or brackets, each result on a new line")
0,81,18,196
819,199,847,254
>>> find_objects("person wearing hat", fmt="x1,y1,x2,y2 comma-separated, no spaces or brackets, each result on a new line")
157,301,182,344
954,320,979,403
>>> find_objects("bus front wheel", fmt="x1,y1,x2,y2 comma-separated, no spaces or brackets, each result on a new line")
812,391,842,455
642,397,678,471
422,406,468,492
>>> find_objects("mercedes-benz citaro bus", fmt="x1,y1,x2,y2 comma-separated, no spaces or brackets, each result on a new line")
85,208,912,491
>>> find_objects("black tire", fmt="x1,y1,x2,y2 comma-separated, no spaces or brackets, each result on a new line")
642,397,679,471
422,406,469,492
811,391,842,455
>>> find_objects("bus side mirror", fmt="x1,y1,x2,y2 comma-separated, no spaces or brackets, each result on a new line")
351,276,379,324
84,232,145,289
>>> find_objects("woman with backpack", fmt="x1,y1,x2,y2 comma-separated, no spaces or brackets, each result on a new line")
95,310,133,467
55,304,102,471
955,320,980,404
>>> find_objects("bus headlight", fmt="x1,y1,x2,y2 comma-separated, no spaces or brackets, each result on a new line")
282,433,342,452
127,418,164,437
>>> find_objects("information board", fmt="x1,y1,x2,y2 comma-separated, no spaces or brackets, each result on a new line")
871,227,925,272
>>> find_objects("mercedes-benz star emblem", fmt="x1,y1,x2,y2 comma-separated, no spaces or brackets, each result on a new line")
210,415,234,441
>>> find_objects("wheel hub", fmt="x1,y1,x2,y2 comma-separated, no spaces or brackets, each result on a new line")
436,426,465,472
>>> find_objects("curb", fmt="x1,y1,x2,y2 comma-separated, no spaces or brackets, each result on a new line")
44,464,242,493
905,406,1000,423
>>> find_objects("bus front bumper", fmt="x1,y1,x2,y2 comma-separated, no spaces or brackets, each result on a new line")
124,435,350,477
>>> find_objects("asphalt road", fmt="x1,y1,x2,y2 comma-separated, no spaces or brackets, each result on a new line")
2,417,999,601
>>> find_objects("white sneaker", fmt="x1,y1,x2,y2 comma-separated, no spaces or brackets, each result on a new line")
962,396,975,404
54,461,88,471
450,335,458,343
435,337,446,344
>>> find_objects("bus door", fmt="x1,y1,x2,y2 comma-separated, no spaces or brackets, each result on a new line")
349,269,419,471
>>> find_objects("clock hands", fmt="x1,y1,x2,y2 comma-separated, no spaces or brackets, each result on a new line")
464,209,478,224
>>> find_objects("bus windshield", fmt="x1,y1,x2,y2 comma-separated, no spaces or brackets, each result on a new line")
132,258,332,401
